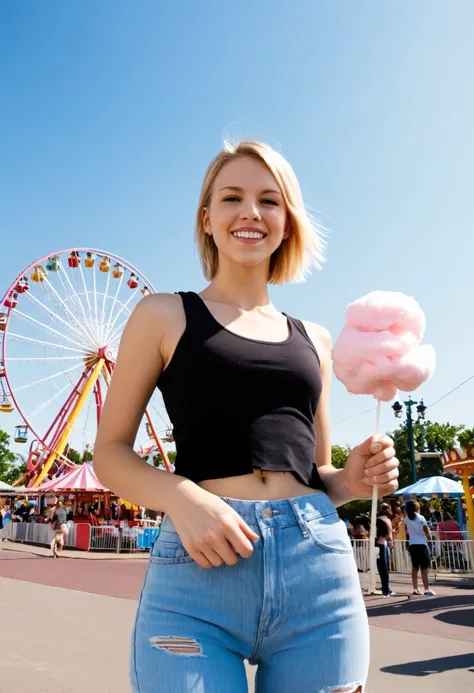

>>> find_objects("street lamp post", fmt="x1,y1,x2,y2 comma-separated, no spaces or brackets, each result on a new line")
392,397,427,485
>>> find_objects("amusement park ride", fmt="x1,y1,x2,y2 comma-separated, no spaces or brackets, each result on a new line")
0,248,174,489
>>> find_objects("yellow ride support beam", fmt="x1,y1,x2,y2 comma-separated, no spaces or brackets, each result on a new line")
33,359,105,487
102,362,171,472
461,470,474,539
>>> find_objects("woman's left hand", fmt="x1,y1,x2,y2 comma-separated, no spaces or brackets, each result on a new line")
341,436,399,500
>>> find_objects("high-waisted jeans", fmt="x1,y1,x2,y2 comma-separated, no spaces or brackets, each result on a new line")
131,493,369,692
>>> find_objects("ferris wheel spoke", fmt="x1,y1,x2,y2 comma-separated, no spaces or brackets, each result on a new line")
92,262,101,344
103,271,124,343
42,274,97,347
61,260,101,347
26,381,76,420
75,262,101,344
99,268,111,344
150,402,171,428
6,356,83,361
60,262,98,345
13,308,90,352
22,291,94,351
104,287,139,343
8,332,86,353
107,313,132,347
13,361,84,393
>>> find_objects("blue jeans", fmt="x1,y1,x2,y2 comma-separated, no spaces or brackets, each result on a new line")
376,543,390,595
131,493,369,692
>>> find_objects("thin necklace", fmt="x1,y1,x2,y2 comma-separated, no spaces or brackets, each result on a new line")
205,290,272,313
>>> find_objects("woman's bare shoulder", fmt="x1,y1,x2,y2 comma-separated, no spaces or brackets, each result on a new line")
300,320,332,364
131,293,184,331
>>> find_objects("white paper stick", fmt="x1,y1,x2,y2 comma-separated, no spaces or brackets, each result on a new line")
368,399,381,594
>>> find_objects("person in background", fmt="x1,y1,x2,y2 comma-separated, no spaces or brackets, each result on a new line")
119,503,130,522
376,503,396,597
437,512,463,541
49,501,68,558
391,503,402,537
110,500,119,520
404,500,436,596
351,517,369,540
420,498,436,528
396,505,407,541
14,499,31,523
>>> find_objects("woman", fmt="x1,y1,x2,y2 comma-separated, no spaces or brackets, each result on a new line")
376,503,396,597
437,511,463,541
94,141,399,692
49,500,68,558
404,500,436,596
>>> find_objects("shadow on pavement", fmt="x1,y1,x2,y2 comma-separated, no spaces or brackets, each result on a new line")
435,607,474,628
367,594,474,627
433,577,474,590
381,652,474,677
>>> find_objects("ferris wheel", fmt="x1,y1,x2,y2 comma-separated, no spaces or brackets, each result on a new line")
0,248,173,487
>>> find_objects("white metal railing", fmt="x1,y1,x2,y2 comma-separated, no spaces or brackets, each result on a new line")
89,524,141,552
4,522,471,568
89,525,120,551
0,520,76,547
352,538,474,576
1,520,145,553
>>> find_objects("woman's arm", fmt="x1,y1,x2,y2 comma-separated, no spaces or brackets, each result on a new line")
94,294,196,513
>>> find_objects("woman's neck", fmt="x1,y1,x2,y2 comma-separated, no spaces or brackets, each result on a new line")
204,265,272,312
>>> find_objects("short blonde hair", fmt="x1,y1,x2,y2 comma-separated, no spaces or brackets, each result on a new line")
195,140,325,284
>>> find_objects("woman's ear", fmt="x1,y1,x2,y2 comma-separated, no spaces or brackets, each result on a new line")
202,207,212,236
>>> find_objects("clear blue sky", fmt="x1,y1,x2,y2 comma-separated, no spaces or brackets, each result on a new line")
1,1,473,451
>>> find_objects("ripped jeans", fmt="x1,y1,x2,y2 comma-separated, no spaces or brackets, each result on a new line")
131,493,369,692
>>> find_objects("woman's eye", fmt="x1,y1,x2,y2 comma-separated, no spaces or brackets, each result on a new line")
223,196,240,202
261,199,278,206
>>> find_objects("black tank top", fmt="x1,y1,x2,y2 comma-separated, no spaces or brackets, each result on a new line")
157,292,326,490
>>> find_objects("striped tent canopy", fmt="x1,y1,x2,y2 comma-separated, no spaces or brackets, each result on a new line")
394,475,464,498
0,480,25,493
24,465,110,494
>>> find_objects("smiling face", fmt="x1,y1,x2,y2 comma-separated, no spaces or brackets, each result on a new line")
202,156,288,275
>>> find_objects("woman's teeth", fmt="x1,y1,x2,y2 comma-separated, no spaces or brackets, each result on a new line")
232,231,264,239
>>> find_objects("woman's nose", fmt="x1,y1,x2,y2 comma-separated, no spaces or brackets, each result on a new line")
240,200,261,221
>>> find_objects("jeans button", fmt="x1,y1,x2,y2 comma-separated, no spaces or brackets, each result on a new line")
262,507,272,519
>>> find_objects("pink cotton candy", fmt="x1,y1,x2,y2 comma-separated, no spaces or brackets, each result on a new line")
332,291,435,402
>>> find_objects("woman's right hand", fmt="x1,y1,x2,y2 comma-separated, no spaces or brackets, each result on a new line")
166,483,260,568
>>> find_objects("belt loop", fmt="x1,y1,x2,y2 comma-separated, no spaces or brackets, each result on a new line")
289,499,309,538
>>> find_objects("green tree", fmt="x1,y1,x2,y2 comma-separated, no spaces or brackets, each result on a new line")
0,428,26,485
458,427,474,450
331,445,351,469
65,443,93,465
149,451,177,469
387,419,464,488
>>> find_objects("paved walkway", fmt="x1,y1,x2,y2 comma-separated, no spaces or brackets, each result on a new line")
1,545,473,692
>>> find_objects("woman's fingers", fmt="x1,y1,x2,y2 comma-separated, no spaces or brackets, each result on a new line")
377,479,400,496
211,539,240,566
238,519,260,542
192,551,213,569
201,547,227,568
365,445,396,470
364,464,399,486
